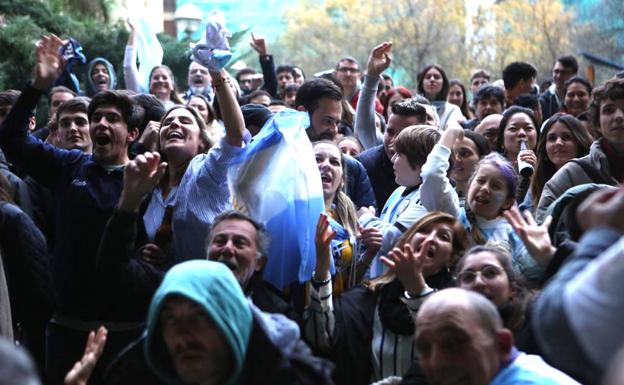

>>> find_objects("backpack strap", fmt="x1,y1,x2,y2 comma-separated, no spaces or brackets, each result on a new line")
569,159,615,186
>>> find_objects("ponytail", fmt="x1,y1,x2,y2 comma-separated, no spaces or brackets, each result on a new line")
465,204,486,245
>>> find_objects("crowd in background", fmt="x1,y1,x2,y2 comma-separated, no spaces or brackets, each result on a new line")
0,17,623,385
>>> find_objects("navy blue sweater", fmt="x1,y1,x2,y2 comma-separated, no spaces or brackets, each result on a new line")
356,144,397,210
0,84,124,319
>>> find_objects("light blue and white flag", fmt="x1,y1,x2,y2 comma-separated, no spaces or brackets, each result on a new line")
135,18,163,93
228,110,326,289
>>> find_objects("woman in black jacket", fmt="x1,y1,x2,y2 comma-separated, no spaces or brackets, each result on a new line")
305,211,468,385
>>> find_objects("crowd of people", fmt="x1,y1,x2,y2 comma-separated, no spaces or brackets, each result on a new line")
0,17,623,385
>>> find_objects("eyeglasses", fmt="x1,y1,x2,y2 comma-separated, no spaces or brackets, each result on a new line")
337,67,360,74
553,69,572,76
457,265,503,285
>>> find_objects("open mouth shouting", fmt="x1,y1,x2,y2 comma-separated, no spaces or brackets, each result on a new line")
320,172,333,186
93,132,112,147
191,76,205,86
472,193,491,209
94,76,108,89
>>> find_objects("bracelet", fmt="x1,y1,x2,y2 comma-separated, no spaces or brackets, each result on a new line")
212,77,231,89
311,273,331,289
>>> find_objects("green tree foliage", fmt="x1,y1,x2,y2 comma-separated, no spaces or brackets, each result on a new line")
0,0,198,90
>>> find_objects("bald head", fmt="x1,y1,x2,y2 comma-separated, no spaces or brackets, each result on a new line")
417,288,502,335
475,113,503,150
415,288,512,385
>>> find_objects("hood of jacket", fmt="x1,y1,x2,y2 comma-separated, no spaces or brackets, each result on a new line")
144,260,253,385
86,57,117,96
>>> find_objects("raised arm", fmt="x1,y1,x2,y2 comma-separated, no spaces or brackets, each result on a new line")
122,18,142,93
100,152,165,261
0,35,81,187
304,213,337,351
381,243,434,316
419,121,461,217
210,70,245,147
354,42,391,150
250,33,278,98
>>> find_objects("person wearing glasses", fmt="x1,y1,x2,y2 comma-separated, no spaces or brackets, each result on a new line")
539,56,579,121
335,56,362,105
455,243,536,352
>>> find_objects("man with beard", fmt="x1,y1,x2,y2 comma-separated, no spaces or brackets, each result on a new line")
295,78,376,209
184,61,214,102
540,56,578,121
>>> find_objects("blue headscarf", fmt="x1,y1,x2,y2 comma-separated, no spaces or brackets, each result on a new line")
85,57,117,96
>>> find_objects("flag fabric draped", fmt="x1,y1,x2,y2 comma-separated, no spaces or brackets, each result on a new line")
134,18,163,93
228,110,327,289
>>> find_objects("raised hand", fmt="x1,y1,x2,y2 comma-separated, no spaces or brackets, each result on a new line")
250,32,268,56
366,41,392,78
314,213,336,282
33,34,67,90
118,152,167,212
137,121,161,152
577,187,624,233
381,243,427,294
64,326,107,385
126,17,137,32
126,17,138,46
503,206,555,265
440,119,464,147
359,226,383,256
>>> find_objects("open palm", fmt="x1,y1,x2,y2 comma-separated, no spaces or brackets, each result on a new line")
34,34,66,90
504,207,555,265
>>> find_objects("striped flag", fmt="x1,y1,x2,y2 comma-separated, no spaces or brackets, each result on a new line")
228,110,326,289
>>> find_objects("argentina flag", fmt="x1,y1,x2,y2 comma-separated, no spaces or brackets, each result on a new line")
132,17,164,93
228,110,326,289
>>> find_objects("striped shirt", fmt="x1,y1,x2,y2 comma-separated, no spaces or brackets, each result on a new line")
305,280,423,383
143,136,246,260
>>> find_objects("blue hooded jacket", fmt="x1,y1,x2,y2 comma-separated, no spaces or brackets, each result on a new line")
86,57,117,96
144,260,253,385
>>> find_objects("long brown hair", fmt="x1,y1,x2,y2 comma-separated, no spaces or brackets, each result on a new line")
366,212,468,292
149,65,185,106
531,113,593,206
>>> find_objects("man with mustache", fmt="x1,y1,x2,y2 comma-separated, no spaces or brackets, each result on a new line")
295,78,377,209
99,210,303,384
185,61,214,102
